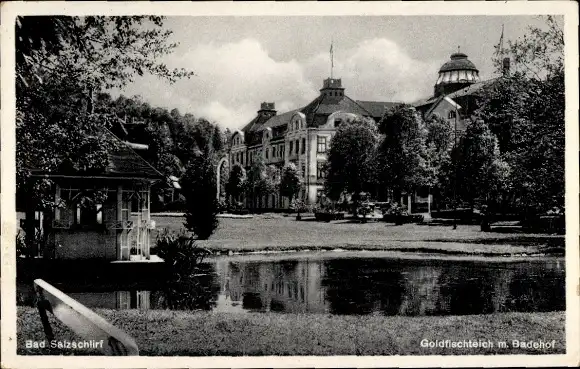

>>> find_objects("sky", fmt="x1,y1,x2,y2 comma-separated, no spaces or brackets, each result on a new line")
112,15,548,131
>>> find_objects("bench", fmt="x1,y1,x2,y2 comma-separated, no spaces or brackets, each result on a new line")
33,279,139,355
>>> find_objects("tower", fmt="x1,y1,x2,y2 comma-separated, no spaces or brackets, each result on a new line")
434,51,480,96
320,78,345,98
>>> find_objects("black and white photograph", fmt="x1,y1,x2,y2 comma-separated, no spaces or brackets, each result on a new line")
1,1,578,367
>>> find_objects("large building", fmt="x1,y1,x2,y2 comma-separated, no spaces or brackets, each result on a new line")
228,51,506,211
229,77,397,208
413,51,507,132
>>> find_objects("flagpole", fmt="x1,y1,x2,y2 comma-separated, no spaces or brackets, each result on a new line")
330,39,334,79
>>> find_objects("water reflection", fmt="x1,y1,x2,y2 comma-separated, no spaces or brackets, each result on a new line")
214,257,565,316
214,259,329,313
17,256,565,316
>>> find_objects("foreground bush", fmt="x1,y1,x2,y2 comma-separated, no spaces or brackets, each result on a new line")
181,152,219,239
155,230,213,309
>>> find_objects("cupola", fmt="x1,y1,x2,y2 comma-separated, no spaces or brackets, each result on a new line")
257,102,277,119
320,78,345,98
434,51,480,96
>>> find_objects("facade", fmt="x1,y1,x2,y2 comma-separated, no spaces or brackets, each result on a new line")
227,51,508,212
20,127,164,261
228,78,397,208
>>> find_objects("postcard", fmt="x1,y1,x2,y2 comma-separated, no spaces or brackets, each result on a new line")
1,1,578,368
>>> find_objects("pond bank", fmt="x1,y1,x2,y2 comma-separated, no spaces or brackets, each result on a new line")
17,307,564,356
205,242,563,258
151,216,564,257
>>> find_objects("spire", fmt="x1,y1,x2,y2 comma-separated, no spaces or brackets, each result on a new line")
496,24,505,57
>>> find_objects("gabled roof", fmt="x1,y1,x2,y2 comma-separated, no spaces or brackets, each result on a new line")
241,113,271,133
445,79,495,99
299,94,373,127
413,78,497,109
239,90,399,134
263,109,300,129
356,100,401,119
27,128,164,180
103,129,164,179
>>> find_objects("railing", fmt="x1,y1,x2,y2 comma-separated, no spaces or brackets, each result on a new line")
106,220,134,230
34,279,139,355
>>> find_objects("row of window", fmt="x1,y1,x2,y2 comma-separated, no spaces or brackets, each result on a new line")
233,136,329,166
232,136,329,167
325,91,343,97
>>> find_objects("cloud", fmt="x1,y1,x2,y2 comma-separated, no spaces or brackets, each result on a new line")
114,37,438,130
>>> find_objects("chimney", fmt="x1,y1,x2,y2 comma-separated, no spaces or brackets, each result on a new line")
502,57,510,77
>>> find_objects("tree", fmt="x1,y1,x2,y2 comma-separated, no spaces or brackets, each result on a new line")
226,164,247,202
246,157,279,210
377,105,432,201
325,117,380,215
16,16,194,212
476,15,564,215
424,114,454,208
456,120,510,209
280,163,301,205
182,152,219,240
16,16,194,251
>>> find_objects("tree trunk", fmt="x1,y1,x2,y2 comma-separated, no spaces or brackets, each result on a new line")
351,193,359,218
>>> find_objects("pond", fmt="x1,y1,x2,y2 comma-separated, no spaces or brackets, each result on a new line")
18,252,565,316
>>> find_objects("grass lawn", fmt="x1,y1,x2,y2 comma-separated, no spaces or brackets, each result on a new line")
17,307,565,356
151,215,564,256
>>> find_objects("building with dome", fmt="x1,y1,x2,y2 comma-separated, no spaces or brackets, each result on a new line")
228,77,398,209
226,50,509,212
413,51,508,133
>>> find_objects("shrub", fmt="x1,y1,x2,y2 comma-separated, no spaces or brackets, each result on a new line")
217,198,228,214
292,199,310,214
357,201,373,219
181,153,219,239
155,230,211,279
154,230,214,310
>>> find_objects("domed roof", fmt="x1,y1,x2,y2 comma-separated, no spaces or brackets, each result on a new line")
439,52,479,73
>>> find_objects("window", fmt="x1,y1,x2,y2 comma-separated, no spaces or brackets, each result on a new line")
301,163,306,177
448,110,457,120
77,204,103,226
301,138,306,154
265,148,269,159
317,136,327,153
317,161,326,179
289,141,293,154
